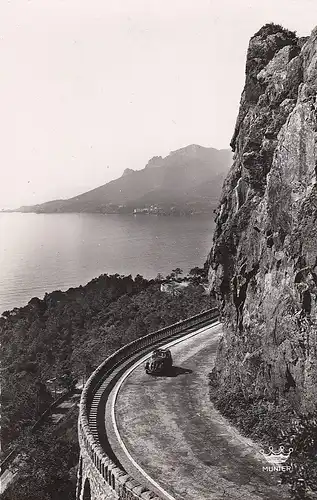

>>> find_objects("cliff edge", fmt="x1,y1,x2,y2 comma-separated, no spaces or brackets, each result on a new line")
209,23,317,420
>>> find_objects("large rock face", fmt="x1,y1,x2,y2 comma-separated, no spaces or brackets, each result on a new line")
208,24,317,414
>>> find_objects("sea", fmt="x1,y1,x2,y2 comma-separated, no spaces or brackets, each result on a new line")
0,212,215,313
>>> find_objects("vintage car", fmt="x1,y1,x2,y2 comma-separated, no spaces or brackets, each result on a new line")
145,348,173,375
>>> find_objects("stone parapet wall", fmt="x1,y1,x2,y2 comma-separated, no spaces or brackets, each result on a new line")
77,308,219,500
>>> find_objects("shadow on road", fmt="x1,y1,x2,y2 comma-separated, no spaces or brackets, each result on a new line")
164,366,193,377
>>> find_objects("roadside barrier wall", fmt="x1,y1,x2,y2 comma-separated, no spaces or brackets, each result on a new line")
77,307,219,500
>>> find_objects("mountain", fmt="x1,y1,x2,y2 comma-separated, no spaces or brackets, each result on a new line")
14,145,232,215
208,24,317,428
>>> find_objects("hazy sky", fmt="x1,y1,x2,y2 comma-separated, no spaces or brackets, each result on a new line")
1,0,317,208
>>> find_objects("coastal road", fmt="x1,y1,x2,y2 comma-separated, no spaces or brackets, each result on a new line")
106,323,291,500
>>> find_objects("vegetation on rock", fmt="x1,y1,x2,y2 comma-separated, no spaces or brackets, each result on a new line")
254,22,297,39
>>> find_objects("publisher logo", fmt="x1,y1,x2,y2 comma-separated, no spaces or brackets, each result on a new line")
260,446,293,472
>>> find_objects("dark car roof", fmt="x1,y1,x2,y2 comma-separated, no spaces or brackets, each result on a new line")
152,348,171,359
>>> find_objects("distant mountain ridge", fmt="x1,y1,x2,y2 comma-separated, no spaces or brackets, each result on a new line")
14,144,232,215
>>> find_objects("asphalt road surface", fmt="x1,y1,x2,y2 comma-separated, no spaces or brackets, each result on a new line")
106,323,291,500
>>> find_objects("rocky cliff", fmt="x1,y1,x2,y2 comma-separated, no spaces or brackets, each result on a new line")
208,23,317,417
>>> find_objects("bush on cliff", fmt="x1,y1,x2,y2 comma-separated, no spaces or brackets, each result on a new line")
254,22,297,40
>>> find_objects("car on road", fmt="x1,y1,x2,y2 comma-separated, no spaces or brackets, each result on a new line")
145,348,173,375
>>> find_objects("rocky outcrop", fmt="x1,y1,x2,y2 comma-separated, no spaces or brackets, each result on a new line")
122,168,135,176
208,24,317,415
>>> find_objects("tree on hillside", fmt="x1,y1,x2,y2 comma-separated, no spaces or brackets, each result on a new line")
154,273,165,283
166,268,183,283
1,423,78,500
188,266,208,285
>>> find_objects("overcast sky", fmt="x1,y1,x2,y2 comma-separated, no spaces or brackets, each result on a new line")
1,0,317,208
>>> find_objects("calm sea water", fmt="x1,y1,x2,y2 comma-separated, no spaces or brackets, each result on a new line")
0,213,215,313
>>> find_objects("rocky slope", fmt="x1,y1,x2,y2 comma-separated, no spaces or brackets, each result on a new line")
15,145,231,215
208,23,317,416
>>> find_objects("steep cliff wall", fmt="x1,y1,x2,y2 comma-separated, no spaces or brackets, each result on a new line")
209,23,317,417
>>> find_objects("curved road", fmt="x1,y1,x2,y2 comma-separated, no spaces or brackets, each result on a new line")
105,323,291,500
